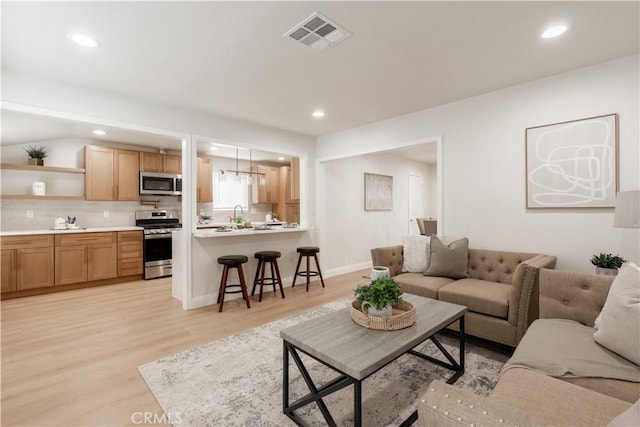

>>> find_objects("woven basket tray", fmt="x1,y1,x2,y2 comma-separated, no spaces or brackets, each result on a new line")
350,300,416,331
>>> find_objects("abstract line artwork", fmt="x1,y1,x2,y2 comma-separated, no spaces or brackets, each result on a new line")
364,173,393,211
526,114,618,209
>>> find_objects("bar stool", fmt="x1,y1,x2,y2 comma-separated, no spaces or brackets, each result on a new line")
251,251,285,302
217,255,251,312
292,246,325,291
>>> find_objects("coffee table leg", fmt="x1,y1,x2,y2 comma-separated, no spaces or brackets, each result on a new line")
283,340,289,411
354,380,362,427
459,315,465,372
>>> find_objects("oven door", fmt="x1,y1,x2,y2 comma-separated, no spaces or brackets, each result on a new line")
143,234,173,279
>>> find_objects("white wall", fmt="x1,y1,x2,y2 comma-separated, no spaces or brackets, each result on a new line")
318,55,640,272
319,151,432,274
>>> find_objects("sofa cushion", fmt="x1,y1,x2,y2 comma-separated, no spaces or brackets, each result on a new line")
594,262,640,365
438,278,510,318
608,399,640,427
424,236,468,279
393,272,454,299
490,368,632,427
468,249,536,284
503,318,640,383
401,235,430,273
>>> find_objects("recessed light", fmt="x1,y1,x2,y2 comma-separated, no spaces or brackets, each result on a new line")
312,110,325,118
68,32,101,48
541,25,568,39
278,156,285,161
93,129,106,136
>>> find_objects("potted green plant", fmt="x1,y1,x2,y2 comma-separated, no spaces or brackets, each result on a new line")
23,144,48,166
590,253,626,276
199,213,212,224
354,277,403,317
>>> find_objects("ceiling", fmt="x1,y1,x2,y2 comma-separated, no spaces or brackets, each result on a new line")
2,2,638,138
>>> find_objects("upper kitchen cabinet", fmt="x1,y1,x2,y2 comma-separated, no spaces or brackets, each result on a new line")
251,165,278,204
140,152,182,174
289,156,300,202
197,158,213,202
85,145,139,201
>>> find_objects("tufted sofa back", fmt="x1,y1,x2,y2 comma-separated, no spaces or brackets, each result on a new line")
370,245,404,277
467,249,538,285
539,268,613,327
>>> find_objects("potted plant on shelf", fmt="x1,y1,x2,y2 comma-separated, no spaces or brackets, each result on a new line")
23,144,48,166
590,253,626,276
354,277,403,317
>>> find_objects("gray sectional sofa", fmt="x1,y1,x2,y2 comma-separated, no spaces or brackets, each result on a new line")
370,245,556,346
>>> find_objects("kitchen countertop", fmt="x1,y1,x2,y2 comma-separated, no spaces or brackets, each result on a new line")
0,226,144,237
193,226,308,238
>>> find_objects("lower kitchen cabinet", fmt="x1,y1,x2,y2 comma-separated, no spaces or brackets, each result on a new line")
55,232,117,285
1,235,55,291
117,231,143,276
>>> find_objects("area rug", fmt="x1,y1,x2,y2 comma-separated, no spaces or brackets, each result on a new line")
138,300,511,426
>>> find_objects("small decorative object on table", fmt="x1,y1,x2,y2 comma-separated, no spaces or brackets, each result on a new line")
590,253,626,276
351,277,416,330
23,144,48,166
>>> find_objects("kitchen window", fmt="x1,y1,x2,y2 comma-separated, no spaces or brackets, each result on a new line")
213,172,249,210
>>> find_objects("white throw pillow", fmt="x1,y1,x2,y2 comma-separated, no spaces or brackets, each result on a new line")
402,235,430,273
593,262,640,365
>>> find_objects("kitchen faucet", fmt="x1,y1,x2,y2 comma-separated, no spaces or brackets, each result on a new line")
232,204,244,222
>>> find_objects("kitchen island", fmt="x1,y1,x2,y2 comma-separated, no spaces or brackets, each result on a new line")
173,226,316,308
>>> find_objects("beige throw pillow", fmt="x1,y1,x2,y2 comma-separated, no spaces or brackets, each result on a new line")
402,235,431,273
424,236,469,279
593,262,640,365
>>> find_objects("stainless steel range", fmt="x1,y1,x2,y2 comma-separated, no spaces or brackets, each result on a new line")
135,210,181,280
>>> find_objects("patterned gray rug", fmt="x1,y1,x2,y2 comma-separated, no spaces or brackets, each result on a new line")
138,299,511,426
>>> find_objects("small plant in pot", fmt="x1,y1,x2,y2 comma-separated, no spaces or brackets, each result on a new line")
23,144,48,166
590,253,626,276
354,277,403,317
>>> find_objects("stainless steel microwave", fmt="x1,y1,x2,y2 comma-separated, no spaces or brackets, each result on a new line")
139,172,182,196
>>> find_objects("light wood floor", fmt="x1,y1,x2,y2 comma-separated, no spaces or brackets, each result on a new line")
1,269,368,426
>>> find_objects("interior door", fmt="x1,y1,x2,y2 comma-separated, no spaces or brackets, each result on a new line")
408,174,425,235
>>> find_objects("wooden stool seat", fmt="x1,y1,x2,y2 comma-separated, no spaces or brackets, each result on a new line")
252,251,285,302
217,255,251,312
292,246,325,291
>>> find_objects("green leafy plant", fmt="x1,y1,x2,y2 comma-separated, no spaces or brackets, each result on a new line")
590,253,626,269
23,144,48,159
66,216,76,225
235,216,244,224
354,277,403,310
199,213,212,222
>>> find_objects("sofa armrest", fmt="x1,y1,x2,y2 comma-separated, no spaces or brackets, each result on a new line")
370,245,404,277
539,268,613,327
417,380,543,427
509,255,557,343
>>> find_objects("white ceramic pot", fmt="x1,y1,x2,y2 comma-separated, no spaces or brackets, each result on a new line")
364,303,392,317
371,266,390,281
596,267,618,276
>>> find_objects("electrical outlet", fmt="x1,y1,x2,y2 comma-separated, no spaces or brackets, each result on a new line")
26,210,34,219
103,210,110,218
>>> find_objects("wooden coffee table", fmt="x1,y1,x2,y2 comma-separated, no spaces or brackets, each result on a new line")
280,294,466,426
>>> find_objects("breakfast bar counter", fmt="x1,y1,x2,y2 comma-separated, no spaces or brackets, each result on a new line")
174,226,317,308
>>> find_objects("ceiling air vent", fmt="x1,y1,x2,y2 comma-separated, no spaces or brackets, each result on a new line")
284,12,352,53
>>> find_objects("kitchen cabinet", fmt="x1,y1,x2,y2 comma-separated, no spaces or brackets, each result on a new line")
274,164,301,223
55,232,117,285
197,158,213,202
85,145,139,201
140,152,182,174
1,235,54,292
251,165,278,204
289,156,300,202
117,231,143,276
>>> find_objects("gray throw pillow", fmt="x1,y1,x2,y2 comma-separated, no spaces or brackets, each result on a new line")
424,236,469,279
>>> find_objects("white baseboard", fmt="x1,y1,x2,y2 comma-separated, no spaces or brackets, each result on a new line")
324,261,371,278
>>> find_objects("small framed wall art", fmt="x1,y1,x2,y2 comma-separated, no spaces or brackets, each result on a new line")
525,113,618,209
364,172,393,211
